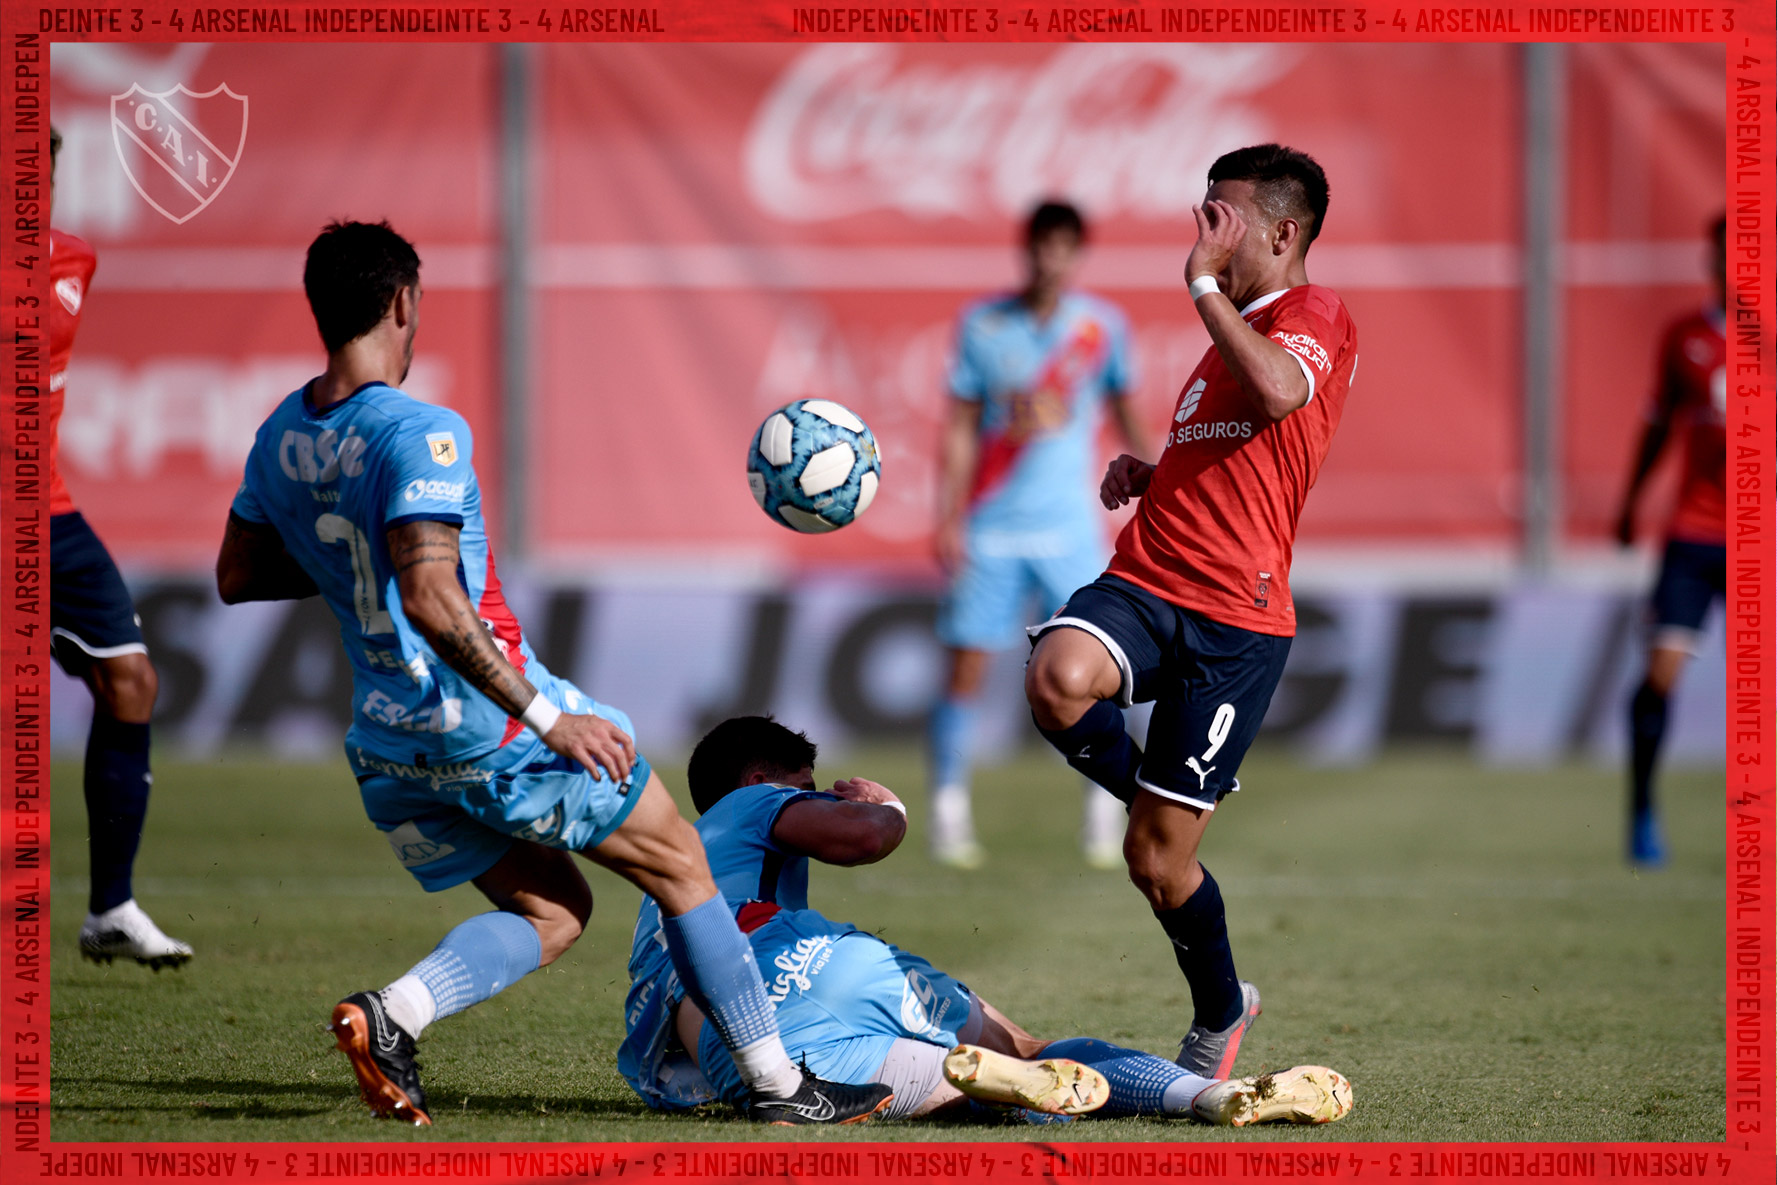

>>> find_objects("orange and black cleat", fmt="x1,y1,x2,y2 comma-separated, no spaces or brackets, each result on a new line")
329,991,432,1126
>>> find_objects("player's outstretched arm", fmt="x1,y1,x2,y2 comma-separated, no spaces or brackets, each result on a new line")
388,519,635,781
216,512,321,603
771,777,907,866
1187,201,1311,422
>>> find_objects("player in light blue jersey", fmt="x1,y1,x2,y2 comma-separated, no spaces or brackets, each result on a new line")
215,221,891,1128
620,717,1352,1127
932,201,1151,869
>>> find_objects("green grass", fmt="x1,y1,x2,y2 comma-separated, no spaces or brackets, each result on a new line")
48,748,1725,1142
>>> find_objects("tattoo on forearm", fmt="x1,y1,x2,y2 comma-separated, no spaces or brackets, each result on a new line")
388,519,533,716
431,607,533,716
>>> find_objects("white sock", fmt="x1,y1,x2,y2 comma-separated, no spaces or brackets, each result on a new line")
379,974,437,1039
730,1033,803,1098
931,784,975,844
1082,782,1126,848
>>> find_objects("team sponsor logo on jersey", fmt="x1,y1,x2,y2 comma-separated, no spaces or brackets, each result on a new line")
54,276,84,315
1175,378,1207,423
351,749,496,792
404,477,468,504
1271,332,1330,374
765,936,838,1003
361,690,464,734
427,432,459,465
1169,419,1254,447
278,427,367,483
900,968,956,1040
384,820,456,868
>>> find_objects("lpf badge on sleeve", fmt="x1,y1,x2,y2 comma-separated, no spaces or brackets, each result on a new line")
427,433,458,465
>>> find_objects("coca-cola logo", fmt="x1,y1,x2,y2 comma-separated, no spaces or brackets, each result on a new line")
745,44,1293,223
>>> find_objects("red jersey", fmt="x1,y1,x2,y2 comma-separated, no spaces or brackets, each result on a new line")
46,229,98,517
1107,284,1357,637
1649,308,1726,546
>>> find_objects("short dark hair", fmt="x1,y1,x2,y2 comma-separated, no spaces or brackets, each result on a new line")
686,715,818,815
49,125,62,167
1207,144,1330,252
1026,200,1086,246
303,220,421,353
1709,212,1727,247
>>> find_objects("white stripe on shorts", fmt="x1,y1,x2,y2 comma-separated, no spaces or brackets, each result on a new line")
1028,615,1135,708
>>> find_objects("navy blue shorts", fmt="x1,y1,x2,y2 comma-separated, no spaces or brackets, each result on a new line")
50,512,147,675
1649,538,1725,652
1031,575,1291,811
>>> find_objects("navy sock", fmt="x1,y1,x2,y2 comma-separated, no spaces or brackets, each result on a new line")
1153,867,1241,1030
1628,681,1667,818
1035,700,1141,805
1039,1037,1207,1116
84,715,152,914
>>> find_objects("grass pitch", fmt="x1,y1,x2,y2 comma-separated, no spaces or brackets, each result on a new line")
48,747,1724,1142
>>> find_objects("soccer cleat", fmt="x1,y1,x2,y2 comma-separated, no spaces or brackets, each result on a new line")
329,991,431,1126
745,1065,894,1125
1630,810,1667,868
78,900,193,970
943,1045,1110,1116
1177,979,1262,1079
1191,1065,1352,1126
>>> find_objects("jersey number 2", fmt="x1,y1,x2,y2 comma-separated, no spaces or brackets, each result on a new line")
315,514,394,636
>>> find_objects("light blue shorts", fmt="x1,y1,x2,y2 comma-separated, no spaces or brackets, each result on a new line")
937,528,1108,651
352,700,650,892
697,909,978,1105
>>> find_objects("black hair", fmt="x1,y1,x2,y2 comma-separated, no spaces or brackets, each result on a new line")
1709,212,1726,247
1207,144,1330,252
302,220,421,354
1026,200,1087,246
686,715,818,816
50,125,62,167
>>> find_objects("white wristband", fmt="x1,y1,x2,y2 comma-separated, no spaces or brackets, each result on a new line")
880,799,908,816
1188,275,1220,301
520,693,561,737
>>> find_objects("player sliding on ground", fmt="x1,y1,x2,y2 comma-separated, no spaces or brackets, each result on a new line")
214,221,891,1127
618,716,1352,1126
1024,145,1358,1080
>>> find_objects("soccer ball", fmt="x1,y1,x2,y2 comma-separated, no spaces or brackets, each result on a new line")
746,400,881,533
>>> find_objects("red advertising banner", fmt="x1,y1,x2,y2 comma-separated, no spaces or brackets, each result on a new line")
1,5,1772,1185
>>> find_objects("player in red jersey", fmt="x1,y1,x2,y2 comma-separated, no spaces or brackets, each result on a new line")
1612,215,1727,867
1023,145,1356,1080
45,128,192,968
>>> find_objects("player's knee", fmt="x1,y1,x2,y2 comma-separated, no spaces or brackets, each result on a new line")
1024,650,1095,728
94,655,158,722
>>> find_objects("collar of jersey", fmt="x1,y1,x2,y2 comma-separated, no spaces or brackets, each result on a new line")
1239,288,1293,318
302,379,392,418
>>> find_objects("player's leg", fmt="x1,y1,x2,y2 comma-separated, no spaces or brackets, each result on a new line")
1627,539,1723,866
1130,614,1290,1078
930,547,1023,867
1025,577,1163,805
1032,540,1127,867
50,510,190,969
588,773,891,1120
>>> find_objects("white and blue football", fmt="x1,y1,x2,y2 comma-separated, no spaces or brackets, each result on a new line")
746,399,881,533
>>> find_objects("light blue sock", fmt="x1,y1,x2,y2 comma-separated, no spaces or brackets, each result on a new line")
930,695,980,792
402,911,542,1024
661,895,796,1094
1041,1037,1212,1117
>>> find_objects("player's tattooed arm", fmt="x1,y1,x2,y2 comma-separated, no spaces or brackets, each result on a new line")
216,512,320,603
389,520,636,780
388,520,537,717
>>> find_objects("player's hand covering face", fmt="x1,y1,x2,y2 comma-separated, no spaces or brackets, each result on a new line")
1184,193,1251,288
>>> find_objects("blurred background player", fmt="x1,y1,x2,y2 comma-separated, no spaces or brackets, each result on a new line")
45,126,192,971
1612,215,1728,868
216,220,890,1127
1024,145,1356,1079
622,715,1352,1128
931,200,1150,869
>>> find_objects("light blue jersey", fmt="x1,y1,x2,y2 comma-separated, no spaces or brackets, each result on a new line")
234,381,647,890
620,784,976,1110
948,290,1135,538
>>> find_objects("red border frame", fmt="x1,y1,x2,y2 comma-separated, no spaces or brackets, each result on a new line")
2,3,1772,1182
